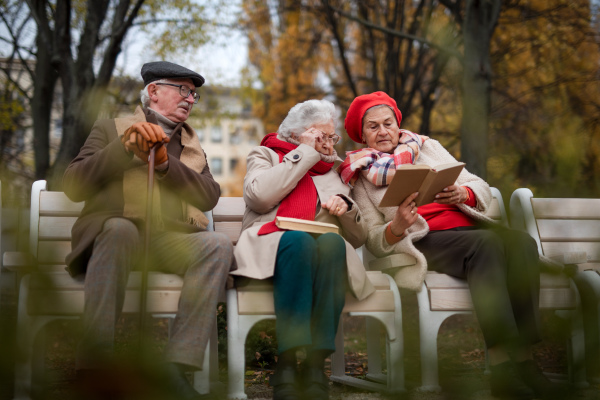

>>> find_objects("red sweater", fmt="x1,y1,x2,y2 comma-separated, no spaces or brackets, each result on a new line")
418,187,477,231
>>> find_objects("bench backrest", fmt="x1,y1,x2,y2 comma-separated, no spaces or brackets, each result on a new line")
29,180,246,273
510,188,600,268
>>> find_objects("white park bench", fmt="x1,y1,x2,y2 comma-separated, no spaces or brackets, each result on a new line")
361,187,585,391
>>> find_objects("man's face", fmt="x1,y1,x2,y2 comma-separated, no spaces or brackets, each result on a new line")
148,78,196,123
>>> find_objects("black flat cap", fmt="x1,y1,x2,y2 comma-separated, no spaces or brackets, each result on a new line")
141,61,205,87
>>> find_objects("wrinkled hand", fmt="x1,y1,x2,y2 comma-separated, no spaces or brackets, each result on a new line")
296,127,325,150
390,192,419,237
434,184,467,205
322,195,349,216
121,122,170,164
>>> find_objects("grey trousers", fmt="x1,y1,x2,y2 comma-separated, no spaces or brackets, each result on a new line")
76,217,234,370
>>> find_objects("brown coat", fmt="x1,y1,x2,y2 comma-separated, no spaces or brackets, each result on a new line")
232,144,376,301
62,107,220,276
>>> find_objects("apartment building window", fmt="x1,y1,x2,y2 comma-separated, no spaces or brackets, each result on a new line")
211,126,222,143
197,129,204,142
210,157,223,175
230,127,242,145
230,158,239,173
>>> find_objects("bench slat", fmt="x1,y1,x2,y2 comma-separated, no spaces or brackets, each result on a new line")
37,241,71,264
237,290,396,315
213,197,245,222
532,198,600,219
428,287,576,311
39,216,77,240
537,219,600,242
28,290,183,315
39,191,84,216
541,242,600,263
214,221,243,244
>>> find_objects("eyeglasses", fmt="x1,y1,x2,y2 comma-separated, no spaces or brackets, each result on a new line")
322,133,341,145
155,83,199,103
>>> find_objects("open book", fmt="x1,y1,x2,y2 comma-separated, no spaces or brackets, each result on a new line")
379,162,465,207
275,216,340,235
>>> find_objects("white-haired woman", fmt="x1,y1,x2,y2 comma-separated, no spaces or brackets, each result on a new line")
232,99,374,400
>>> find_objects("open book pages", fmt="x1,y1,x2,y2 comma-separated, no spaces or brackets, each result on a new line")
379,162,465,207
275,216,340,235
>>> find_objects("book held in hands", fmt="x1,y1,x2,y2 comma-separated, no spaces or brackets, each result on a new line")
275,216,340,235
379,162,465,207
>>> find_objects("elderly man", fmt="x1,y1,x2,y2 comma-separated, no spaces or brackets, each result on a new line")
63,61,234,399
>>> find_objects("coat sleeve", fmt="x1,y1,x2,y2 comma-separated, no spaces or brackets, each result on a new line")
157,151,221,212
63,120,134,203
352,178,395,257
336,195,368,249
244,144,321,215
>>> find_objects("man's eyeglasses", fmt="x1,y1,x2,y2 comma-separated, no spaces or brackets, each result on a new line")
155,83,199,104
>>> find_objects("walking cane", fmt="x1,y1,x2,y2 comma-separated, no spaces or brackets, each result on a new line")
138,145,157,352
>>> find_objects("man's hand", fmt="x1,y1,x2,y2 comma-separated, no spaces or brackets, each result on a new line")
121,122,170,164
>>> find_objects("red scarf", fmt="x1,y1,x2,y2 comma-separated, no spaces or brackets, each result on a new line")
258,133,334,235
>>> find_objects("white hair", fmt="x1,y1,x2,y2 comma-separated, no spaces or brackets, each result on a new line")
278,99,338,138
139,78,168,106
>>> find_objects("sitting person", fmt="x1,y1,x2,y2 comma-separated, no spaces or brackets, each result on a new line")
62,61,235,400
232,99,374,400
339,91,566,400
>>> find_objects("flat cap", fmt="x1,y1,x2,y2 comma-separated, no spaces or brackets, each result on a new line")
141,61,205,87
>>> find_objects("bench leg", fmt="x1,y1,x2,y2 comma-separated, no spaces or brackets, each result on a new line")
417,287,467,392
329,317,345,378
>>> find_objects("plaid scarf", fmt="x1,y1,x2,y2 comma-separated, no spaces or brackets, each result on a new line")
338,130,427,186
258,133,334,235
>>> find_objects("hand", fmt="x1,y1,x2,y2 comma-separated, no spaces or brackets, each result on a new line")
434,184,467,205
390,192,419,237
322,195,349,216
122,122,170,164
296,127,325,150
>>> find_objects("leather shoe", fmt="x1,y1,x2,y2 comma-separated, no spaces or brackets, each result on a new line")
163,362,214,400
490,361,534,399
301,366,329,400
517,359,570,400
270,365,300,400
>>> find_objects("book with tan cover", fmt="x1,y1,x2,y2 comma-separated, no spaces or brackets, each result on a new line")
379,162,465,207
275,216,340,234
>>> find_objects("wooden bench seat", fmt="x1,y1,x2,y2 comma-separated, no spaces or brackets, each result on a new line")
362,187,583,391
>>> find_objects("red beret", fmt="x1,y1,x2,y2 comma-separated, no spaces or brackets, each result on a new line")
344,91,403,143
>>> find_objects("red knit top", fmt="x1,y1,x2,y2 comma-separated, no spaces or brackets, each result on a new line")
417,187,477,231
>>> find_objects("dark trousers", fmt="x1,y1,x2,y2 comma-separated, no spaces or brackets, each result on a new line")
273,231,347,355
413,225,542,349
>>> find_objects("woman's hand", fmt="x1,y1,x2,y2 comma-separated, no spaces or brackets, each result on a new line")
434,184,467,205
297,127,325,150
390,192,419,237
322,195,349,216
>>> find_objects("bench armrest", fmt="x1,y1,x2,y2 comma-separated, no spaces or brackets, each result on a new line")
3,251,37,273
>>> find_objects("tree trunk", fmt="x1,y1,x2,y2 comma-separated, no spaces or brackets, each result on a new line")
459,0,501,179
31,31,58,180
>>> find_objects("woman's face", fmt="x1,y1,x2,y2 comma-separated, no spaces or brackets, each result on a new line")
310,121,336,156
362,106,400,153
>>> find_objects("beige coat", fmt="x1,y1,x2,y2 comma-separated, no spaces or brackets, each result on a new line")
352,139,495,292
232,144,376,301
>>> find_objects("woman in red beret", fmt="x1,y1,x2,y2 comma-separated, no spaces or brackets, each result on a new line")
339,91,565,400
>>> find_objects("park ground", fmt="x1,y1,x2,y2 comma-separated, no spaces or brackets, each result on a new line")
1,289,599,400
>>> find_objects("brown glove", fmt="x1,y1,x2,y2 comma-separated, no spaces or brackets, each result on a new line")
121,122,170,163
154,142,169,165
